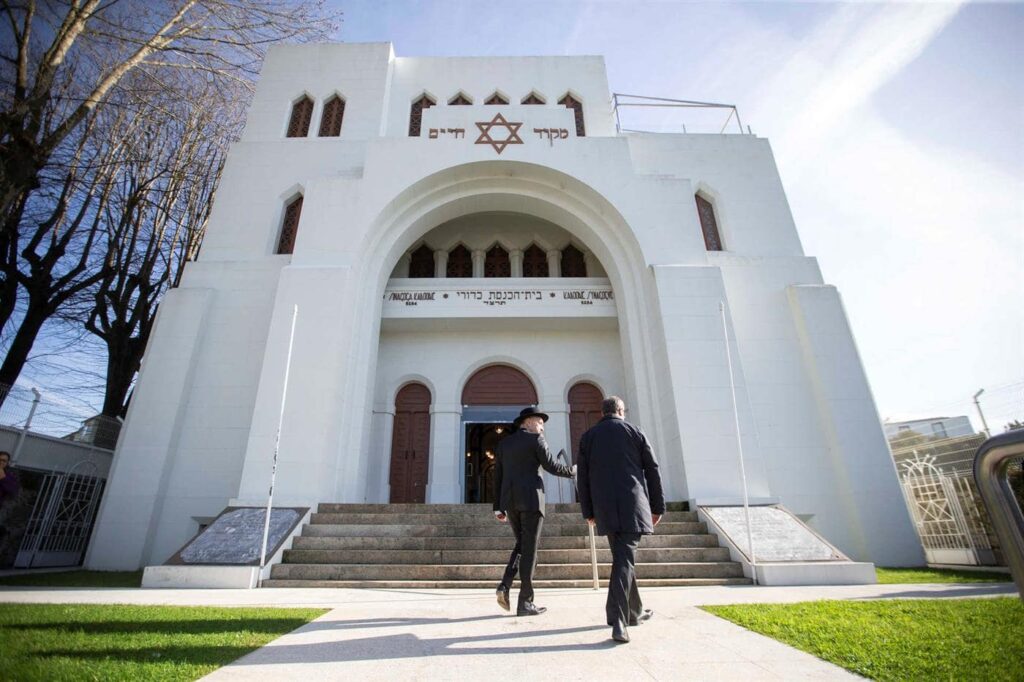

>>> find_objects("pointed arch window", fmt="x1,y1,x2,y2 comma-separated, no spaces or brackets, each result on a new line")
485,92,509,105
277,194,303,254
318,95,345,137
409,94,435,137
446,244,473,278
521,92,545,105
448,93,472,105
409,244,435,278
484,245,511,278
561,244,587,277
695,194,723,251
522,244,549,277
559,94,585,137
286,96,314,138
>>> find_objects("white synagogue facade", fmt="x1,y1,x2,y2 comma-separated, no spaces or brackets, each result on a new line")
86,43,924,573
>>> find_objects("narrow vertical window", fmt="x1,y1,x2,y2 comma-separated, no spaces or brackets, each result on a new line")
561,244,587,277
409,94,435,137
318,95,345,137
484,245,511,277
277,195,303,254
448,93,472,105
485,92,508,105
446,244,473,277
521,92,545,105
286,96,314,138
559,94,585,137
409,245,435,277
522,244,549,277
696,194,723,251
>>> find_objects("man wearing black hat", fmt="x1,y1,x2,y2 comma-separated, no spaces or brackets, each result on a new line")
493,406,575,616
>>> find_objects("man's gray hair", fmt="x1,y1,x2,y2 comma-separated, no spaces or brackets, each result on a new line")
602,396,625,416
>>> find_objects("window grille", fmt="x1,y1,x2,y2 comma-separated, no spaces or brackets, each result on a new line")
484,245,511,277
446,245,473,277
696,194,723,251
409,95,435,136
559,94,585,137
521,92,545,105
485,92,509,105
522,244,549,277
286,96,314,138
277,195,303,254
318,96,345,137
448,93,472,105
561,244,587,277
409,245,435,277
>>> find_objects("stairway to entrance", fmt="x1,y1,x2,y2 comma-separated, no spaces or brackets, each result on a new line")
264,502,751,588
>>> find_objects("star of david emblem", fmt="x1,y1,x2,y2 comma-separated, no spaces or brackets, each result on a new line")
474,113,524,155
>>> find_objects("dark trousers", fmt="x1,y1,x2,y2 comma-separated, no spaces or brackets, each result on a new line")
502,510,543,605
606,532,642,627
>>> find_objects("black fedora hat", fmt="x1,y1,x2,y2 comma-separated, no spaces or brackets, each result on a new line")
513,406,549,427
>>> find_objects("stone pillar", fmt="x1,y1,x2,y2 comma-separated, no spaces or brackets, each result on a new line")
546,249,562,278
434,250,448,278
427,404,462,503
396,253,412,278
510,249,524,277
583,251,599,277
540,404,572,505
471,249,486,278
368,407,395,502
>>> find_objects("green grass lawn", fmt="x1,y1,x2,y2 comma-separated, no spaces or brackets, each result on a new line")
704,598,1024,681
0,570,143,588
0,603,327,681
876,566,1012,584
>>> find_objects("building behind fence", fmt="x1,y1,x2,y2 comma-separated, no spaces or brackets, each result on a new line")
889,415,1024,567
0,384,121,569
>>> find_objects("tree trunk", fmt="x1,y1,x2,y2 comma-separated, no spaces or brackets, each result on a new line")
0,297,55,389
101,337,139,418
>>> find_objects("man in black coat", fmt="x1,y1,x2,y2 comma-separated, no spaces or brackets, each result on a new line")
578,396,665,643
493,406,575,616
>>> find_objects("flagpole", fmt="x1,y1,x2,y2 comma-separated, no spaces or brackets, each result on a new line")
258,305,299,587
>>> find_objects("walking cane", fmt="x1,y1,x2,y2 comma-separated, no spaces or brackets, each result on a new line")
558,450,599,590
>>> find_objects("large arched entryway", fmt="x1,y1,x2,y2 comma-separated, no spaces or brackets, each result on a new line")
461,364,537,503
389,383,431,503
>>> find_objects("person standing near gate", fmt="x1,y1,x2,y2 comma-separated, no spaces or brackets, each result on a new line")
577,396,665,643
493,406,575,616
0,451,19,509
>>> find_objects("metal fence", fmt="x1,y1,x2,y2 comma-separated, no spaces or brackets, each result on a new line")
0,384,122,452
892,430,1015,566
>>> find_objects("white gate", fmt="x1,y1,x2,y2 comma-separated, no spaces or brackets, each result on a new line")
899,454,992,565
15,461,104,568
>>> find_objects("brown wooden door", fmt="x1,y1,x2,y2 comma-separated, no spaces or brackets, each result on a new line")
390,383,431,503
568,382,603,465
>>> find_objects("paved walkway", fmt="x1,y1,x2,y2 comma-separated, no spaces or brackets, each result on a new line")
1,583,1016,681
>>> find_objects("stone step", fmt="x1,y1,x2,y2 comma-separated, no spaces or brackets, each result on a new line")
314,501,690,514
289,533,720,551
308,511,698,526
300,521,707,538
282,546,731,565
263,577,752,589
269,561,745,581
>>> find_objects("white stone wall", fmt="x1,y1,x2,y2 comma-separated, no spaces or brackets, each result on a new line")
87,42,924,569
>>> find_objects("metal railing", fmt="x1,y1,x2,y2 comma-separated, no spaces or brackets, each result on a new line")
973,430,1024,600
612,93,749,135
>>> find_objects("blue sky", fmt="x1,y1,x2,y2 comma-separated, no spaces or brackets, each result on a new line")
330,0,1023,432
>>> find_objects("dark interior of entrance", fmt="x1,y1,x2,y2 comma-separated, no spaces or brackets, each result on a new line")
464,423,513,503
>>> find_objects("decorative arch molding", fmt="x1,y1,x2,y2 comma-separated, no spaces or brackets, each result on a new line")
388,374,438,408
462,364,539,406
562,374,609,403
337,160,674,500
454,356,545,407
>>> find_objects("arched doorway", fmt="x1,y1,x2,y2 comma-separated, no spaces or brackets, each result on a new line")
569,382,603,464
389,383,431,503
461,365,538,503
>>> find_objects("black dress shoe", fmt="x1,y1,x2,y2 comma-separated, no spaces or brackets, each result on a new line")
611,620,630,643
496,586,510,612
629,609,654,626
516,602,547,616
